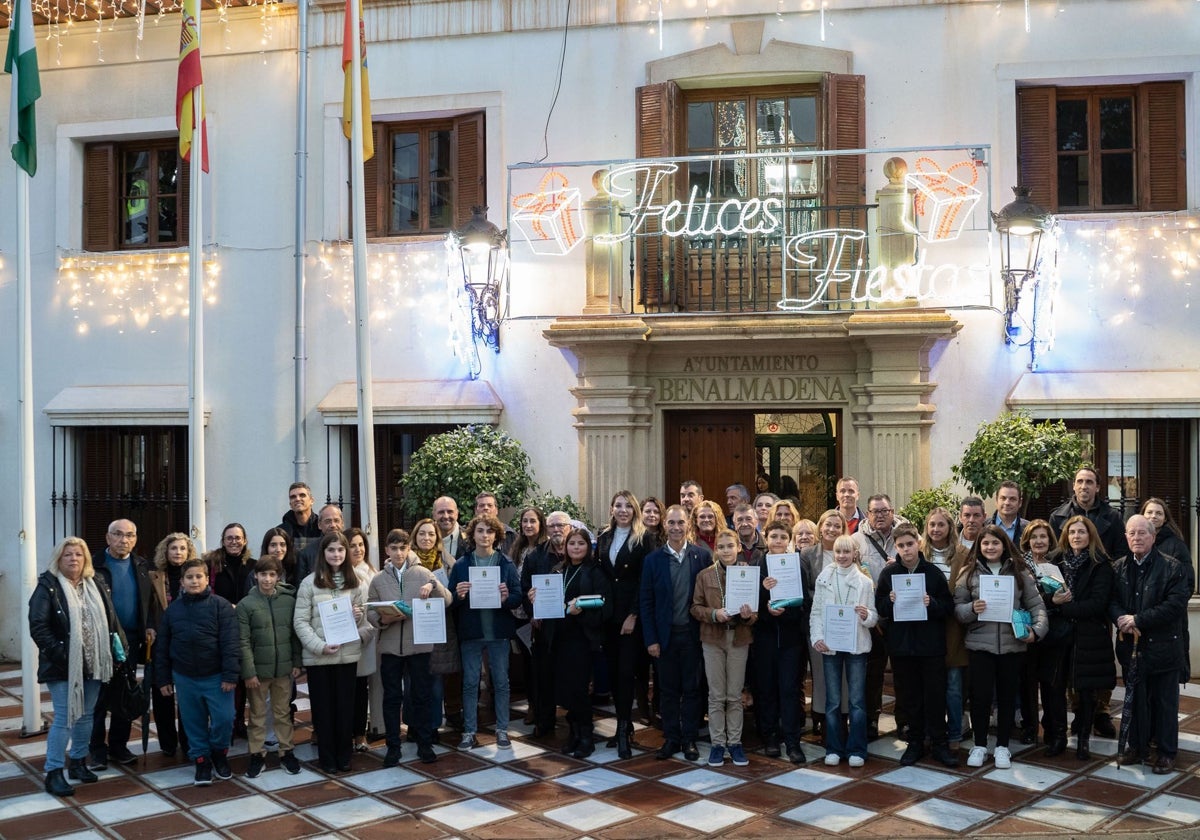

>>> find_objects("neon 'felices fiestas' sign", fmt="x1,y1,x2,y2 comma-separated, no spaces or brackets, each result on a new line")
512,161,988,310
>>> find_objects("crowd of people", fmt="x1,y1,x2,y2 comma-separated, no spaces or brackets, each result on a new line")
27,468,1194,798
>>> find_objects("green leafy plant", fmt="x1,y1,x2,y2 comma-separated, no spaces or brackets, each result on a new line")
952,411,1088,509
898,481,961,532
401,425,535,521
510,492,593,533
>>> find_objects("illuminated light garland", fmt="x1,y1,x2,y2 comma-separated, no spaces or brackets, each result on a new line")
315,239,449,332
55,249,220,334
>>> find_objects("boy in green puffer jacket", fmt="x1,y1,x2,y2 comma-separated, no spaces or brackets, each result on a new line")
238,556,303,776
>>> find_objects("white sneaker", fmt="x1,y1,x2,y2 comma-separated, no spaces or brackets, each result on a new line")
848,755,865,768
967,746,988,767
993,746,1012,769
824,753,841,766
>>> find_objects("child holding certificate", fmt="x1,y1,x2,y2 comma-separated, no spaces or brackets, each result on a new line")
752,521,812,764
953,524,1046,769
368,528,452,767
810,535,877,767
449,514,523,751
874,523,958,768
534,527,611,758
690,529,757,767
293,532,373,774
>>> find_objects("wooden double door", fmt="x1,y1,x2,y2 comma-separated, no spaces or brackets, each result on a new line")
664,410,840,520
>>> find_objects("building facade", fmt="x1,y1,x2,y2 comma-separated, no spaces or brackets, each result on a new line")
1,0,1198,660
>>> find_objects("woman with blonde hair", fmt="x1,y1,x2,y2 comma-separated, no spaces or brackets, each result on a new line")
690,500,727,552
921,508,971,749
768,498,801,532
29,538,124,796
595,490,653,757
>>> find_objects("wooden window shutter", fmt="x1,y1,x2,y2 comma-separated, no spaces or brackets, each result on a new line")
363,123,387,236
177,148,192,246
634,82,681,307
83,143,118,252
823,73,866,227
1143,420,1190,544
453,112,486,227
1016,86,1055,211
1139,81,1185,212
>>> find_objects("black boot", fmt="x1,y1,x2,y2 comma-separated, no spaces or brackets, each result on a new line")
616,719,633,759
45,768,75,797
1076,732,1091,760
1044,733,1067,757
573,730,595,759
562,723,581,756
67,757,98,783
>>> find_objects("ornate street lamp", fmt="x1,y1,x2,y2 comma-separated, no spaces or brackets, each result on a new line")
447,206,509,359
992,186,1054,343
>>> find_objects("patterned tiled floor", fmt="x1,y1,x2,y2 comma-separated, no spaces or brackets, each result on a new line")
0,666,1198,839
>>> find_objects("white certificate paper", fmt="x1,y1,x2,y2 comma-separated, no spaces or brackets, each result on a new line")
317,595,360,646
823,604,860,654
979,574,1015,622
532,573,565,620
724,565,760,614
411,597,447,645
766,553,803,601
892,573,927,622
468,565,502,609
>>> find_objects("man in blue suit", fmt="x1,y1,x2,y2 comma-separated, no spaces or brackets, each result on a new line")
640,504,710,761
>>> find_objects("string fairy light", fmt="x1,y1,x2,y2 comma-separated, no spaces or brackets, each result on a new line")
55,249,221,334
316,240,448,332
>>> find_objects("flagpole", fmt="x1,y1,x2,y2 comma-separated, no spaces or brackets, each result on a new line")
348,0,378,559
16,167,42,736
187,19,206,554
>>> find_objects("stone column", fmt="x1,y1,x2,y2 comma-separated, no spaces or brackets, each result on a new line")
845,310,961,506
544,319,656,523
583,171,626,315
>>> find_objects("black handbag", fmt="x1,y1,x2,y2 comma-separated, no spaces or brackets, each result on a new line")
108,659,150,721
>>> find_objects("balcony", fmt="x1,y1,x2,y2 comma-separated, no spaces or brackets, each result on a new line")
507,145,998,317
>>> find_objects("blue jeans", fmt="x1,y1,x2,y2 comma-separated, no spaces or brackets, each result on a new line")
46,679,101,771
173,672,235,761
461,638,510,735
945,666,965,742
823,652,868,759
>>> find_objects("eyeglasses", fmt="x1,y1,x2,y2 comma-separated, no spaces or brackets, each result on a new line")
109,530,137,539
868,509,892,516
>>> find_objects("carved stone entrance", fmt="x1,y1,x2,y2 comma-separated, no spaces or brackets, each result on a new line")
544,310,961,522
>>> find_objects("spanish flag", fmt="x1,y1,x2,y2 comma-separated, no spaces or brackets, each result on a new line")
176,0,209,172
342,0,373,161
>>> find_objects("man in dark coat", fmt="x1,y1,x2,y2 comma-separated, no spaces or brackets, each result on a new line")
280,482,322,554
1110,515,1190,774
1050,466,1128,561
640,504,709,761
89,518,158,769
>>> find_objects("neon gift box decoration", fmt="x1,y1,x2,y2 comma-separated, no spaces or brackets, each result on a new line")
511,171,584,256
904,157,982,243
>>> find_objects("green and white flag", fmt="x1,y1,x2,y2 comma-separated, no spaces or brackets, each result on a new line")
5,0,41,176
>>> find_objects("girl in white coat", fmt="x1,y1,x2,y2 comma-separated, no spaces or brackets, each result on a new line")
810,535,878,767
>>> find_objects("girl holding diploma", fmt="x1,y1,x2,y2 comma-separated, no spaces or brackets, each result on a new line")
533,527,611,758
691,528,757,767
294,532,373,773
753,521,812,764
954,525,1046,769
449,515,523,751
368,528,451,767
921,508,970,750
810,535,877,767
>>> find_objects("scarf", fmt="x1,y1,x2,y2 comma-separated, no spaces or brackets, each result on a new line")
415,544,442,572
55,572,114,727
1060,549,1090,591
